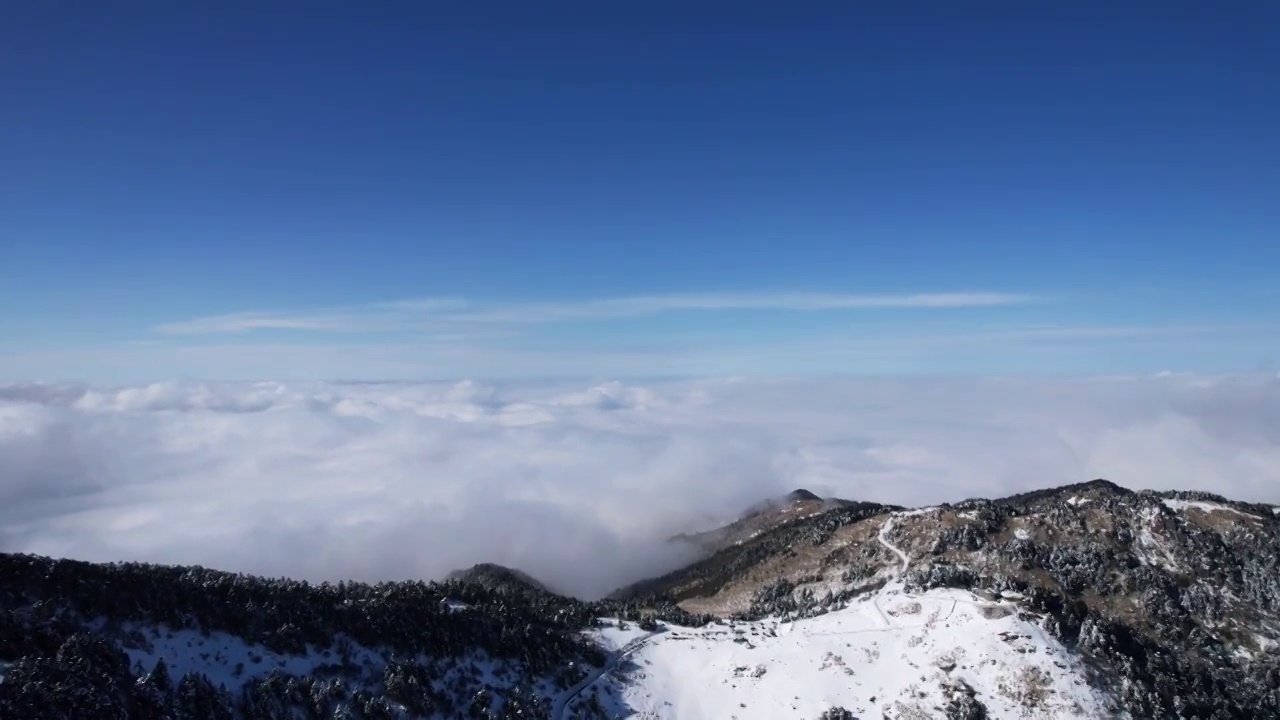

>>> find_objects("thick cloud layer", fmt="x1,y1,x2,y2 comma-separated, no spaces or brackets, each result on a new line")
2,376,1278,598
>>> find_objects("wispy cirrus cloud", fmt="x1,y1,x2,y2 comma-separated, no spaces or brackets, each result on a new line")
154,299,472,335
155,291,1032,335
450,291,1032,323
156,311,370,335
930,324,1260,344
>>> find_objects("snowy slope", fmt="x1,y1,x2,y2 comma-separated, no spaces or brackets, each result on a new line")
111,622,566,716
570,513,1113,719
116,625,383,691
574,585,1108,719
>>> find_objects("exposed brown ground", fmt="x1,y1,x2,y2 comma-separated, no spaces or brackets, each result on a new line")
679,514,893,616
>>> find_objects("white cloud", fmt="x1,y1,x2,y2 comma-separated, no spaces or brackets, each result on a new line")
443,291,1032,323
154,311,369,335
2,375,1278,598
154,291,1031,335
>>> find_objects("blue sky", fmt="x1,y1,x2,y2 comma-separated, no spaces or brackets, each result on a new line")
2,2,1278,381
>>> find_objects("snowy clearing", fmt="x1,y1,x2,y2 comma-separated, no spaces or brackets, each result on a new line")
573,515,1110,719
580,585,1107,719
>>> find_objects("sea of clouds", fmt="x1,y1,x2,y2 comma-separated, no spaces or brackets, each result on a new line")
2,374,1279,598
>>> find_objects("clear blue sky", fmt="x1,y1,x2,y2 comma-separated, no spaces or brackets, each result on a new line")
2,2,1277,381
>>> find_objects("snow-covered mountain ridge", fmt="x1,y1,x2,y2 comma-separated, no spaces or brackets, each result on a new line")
612,480,1280,718
2,479,1278,718
571,511,1109,718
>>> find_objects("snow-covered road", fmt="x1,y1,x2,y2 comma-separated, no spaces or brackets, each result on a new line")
553,631,656,720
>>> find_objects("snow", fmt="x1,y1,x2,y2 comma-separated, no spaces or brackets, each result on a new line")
0,660,8,685
573,516,1111,719
1231,634,1279,664
1161,498,1253,517
579,586,1107,719
117,624,385,692
1014,527,1032,541
114,621,552,713
594,619,657,652
1134,506,1184,572
5,505,1127,718
110,619,627,717
1066,496,1091,507
555,627,657,719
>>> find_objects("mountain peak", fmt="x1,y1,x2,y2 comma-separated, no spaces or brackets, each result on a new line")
444,563,556,595
784,488,822,503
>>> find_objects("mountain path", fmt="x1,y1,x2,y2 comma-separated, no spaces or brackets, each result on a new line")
554,631,657,720
871,514,911,627
876,515,911,576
